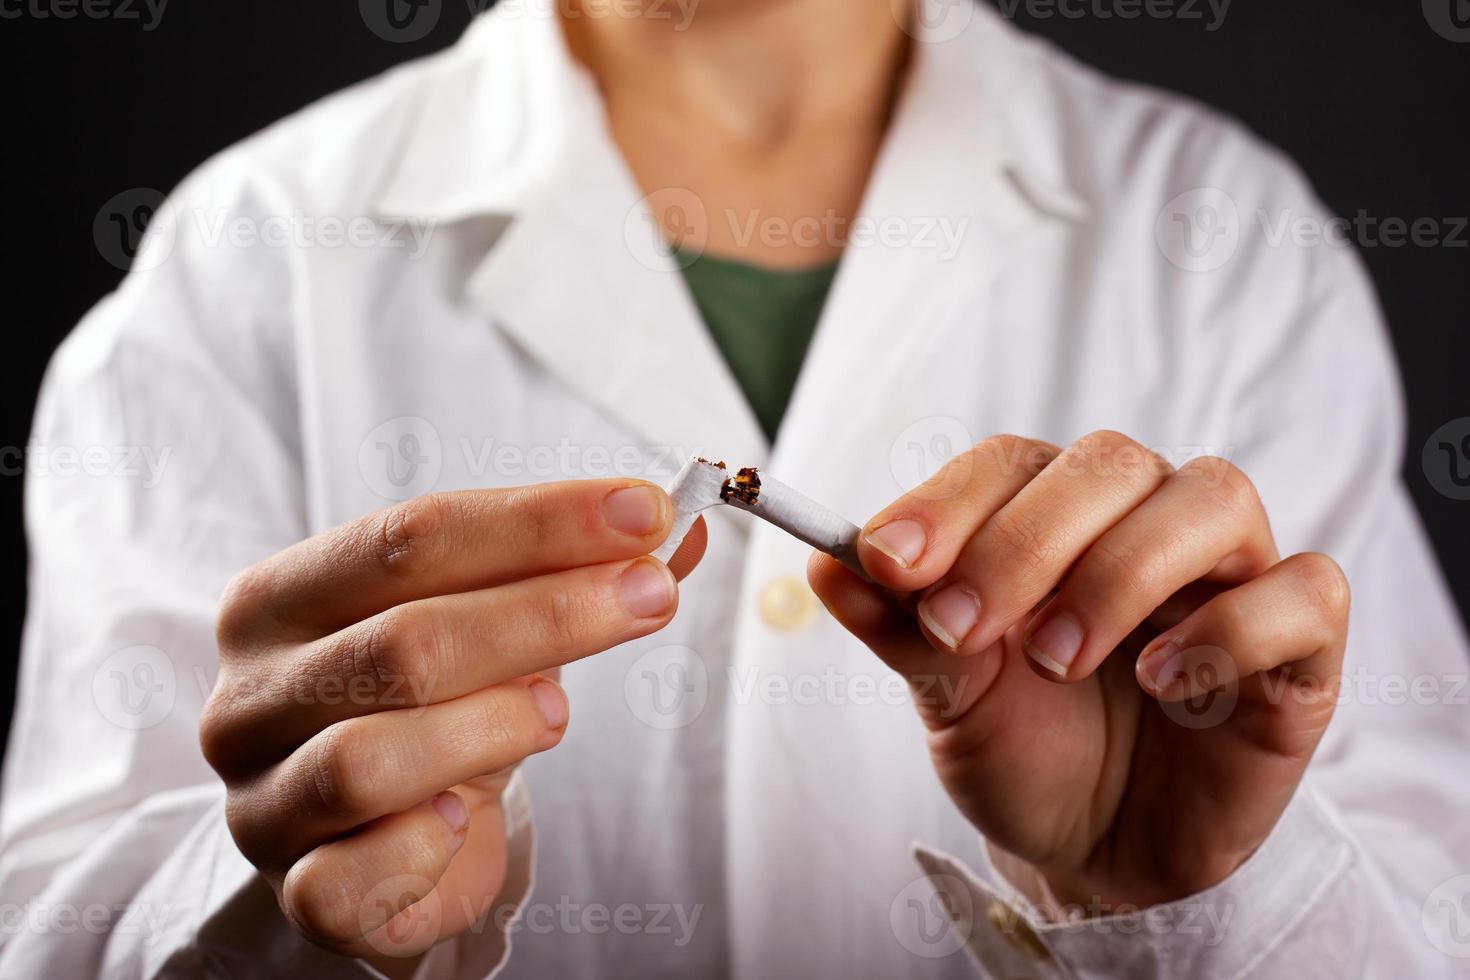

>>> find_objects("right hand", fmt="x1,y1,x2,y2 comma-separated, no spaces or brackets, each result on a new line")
200,480,705,964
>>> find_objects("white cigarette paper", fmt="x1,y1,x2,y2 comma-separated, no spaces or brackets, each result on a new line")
651,457,868,581
653,457,727,565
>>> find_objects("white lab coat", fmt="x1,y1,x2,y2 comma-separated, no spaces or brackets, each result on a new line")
4,2,1469,978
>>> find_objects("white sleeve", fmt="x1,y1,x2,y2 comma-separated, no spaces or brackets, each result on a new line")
909,181,1470,977
0,162,534,978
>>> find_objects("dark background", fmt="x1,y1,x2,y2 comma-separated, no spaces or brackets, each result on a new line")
1,0,1467,752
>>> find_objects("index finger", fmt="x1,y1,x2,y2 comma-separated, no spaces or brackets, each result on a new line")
856,436,1059,590
219,480,674,638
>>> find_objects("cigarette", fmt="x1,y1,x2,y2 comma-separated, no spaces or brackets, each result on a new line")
651,457,869,581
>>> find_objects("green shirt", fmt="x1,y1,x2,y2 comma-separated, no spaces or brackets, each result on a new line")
678,251,840,441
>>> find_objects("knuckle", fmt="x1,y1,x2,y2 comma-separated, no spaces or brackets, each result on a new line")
539,586,597,650
223,784,290,874
508,483,563,551
976,433,1028,458
358,608,439,696
1084,536,1157,602
307,722,376,818
1292,553,1351,625
1073,429,1162,484
475,691,529,757
198,691,242,775
1209,594,1254,651
985,511,1059,576
472,484,558,557
974,434,1057,479
1183,456,1259,514
216,565,275,649
1077,428,1134,455
222,791,249,844
375,494,450,577
284,858,361,947
223,791,266,864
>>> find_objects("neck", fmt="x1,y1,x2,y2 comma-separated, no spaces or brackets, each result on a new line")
562,0,914,149
560,0,916,268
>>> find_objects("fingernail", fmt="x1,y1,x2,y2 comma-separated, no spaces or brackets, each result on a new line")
619,559,676,619
1024,613,1085,676
864,519,927,569
1137,639,1186,695
529,679,569,730
603,485,664,536
917,584,981,651
430,791,469,833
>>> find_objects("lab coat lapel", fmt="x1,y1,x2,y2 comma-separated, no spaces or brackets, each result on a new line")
465,163,768,471
379,7,768,471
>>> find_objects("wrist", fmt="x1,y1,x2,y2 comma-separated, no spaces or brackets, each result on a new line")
986,841,1253,916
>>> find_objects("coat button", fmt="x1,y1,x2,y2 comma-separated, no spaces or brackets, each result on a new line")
759,576,818,632
985,899,1049,961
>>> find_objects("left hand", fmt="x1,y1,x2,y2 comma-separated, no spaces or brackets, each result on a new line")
809,431,1349,910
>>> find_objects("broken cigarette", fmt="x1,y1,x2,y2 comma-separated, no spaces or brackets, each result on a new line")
651,457,869,581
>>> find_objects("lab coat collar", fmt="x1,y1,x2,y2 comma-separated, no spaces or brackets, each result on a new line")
368,0,1090,467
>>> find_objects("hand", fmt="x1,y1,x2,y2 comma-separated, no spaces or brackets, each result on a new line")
810,432,1349,910
200,480,704,966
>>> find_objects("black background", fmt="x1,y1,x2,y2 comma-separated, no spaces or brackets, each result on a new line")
1,0,1467,752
